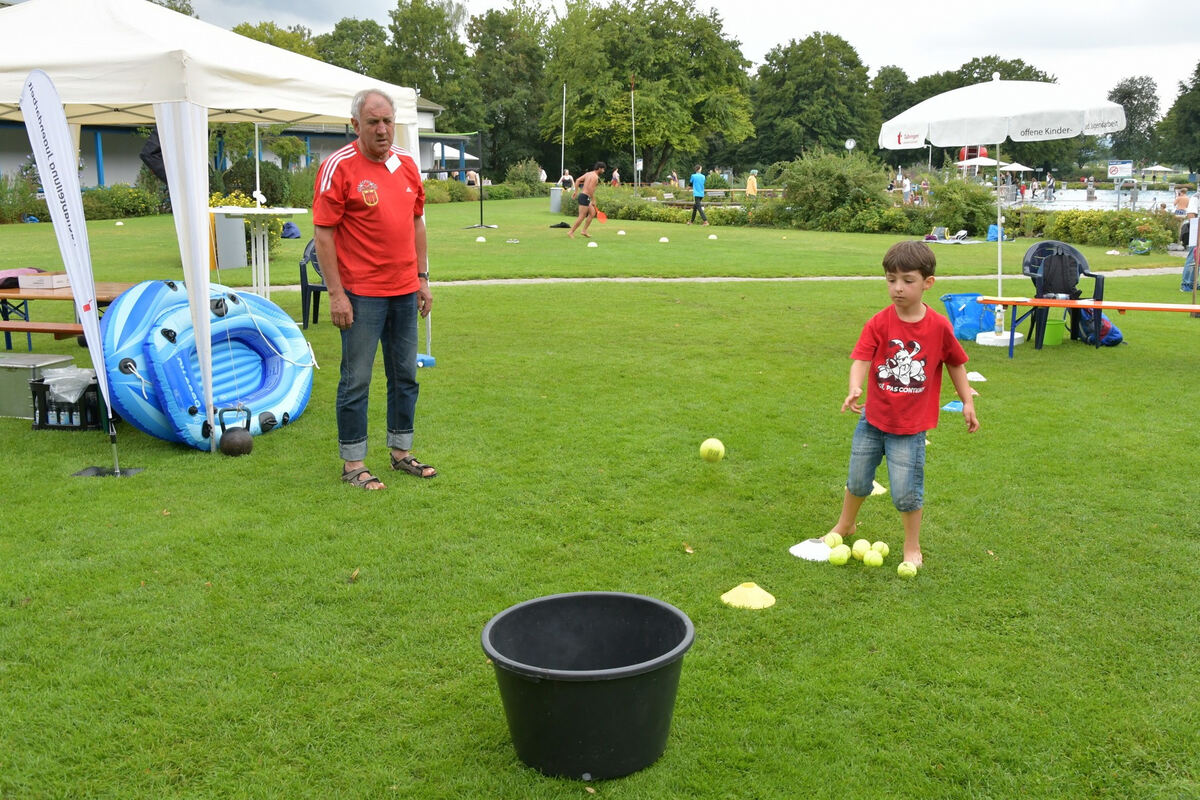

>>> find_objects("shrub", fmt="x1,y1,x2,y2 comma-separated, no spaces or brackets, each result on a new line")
927,179,997,237
423,180,451,204
504,158,547,196
705,171,730,190
776,150,890,231
1043,209,1176,251
80,184,156,219
286,164,318,209
222,159,290,207
135,165,171,214
483,184,514,201
0,173,48,224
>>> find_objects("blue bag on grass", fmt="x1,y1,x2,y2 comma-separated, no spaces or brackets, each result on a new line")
1078,308,1123,346
281,221,301,239
940,293,992,340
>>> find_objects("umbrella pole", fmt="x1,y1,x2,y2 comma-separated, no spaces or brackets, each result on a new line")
995,141,1004,330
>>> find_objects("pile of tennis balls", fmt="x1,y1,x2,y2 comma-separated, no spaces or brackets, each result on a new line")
821,532,918,578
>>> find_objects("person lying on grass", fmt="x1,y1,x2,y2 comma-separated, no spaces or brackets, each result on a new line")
826,240,979,566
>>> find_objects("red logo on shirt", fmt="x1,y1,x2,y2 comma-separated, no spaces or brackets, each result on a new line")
358,180,379,207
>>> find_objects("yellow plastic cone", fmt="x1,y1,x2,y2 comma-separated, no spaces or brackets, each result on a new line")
720,582,776,609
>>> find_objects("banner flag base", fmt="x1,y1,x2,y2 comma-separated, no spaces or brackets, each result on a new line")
72,466,144,478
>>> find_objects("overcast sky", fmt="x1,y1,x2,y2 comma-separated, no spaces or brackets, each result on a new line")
192,0,1194,114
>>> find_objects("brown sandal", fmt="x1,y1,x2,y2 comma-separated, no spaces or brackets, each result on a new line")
391,454,437,478
342,466,385,490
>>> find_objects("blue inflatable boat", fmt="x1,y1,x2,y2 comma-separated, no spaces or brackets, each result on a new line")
101,280,315,450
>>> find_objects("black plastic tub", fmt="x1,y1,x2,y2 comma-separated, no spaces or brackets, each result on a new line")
482,591,695,781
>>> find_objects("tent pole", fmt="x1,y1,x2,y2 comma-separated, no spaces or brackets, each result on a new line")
254,123,262,207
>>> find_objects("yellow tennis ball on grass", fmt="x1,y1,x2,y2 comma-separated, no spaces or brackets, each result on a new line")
851,539,871,561
822,532,843,549
828,544,851,565
871,541,890,558
699,438,725,462
897,562,918,578
863,549,884,568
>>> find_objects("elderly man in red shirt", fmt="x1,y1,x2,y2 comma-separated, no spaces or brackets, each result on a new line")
313,88,437,489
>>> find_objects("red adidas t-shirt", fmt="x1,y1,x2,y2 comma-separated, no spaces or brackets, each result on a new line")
851,304,968,435
312,142,425,297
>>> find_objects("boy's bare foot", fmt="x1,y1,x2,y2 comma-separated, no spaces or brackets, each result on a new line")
829,523,857,538
581,232,590,238
567,232,575,238
903,547,923,567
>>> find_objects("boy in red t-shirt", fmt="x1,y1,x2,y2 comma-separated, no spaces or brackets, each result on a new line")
827,241,979,567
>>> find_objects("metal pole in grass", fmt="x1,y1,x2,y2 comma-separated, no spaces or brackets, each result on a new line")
466,130,497,230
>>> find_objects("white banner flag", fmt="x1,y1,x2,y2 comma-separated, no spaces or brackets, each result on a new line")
19,70,115,432
154,101,215,450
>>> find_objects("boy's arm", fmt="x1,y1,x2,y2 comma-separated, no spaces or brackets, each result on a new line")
947,362,980,433
842,359,871,413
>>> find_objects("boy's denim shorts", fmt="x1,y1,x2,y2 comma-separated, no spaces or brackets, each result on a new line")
847,416,925,512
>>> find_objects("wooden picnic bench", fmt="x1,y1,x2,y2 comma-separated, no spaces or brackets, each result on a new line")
0,320,84,339
978,295,1200,358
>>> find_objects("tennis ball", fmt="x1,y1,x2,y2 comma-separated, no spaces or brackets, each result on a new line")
699,438,725,462
863,549,884,567
822,532,843,549
828,544,851,565
851,539,871,560
897,561,918,578
871,541,890,558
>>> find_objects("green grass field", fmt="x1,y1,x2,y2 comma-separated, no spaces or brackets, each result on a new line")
1,199,1198,798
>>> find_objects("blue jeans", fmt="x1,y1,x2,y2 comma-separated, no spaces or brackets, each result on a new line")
846,416,926,512
690,196,707,223
336,291,419,462
1183,247,1196,291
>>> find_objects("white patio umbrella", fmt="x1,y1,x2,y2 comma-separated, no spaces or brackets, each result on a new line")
879,74,1125,342
999,162,1035,172
1143,164,1172,174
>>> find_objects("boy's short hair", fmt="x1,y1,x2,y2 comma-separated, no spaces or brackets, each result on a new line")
593,161,607,171
882,240,936,278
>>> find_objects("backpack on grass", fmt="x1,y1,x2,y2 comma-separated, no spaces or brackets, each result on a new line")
1078,309,1123,346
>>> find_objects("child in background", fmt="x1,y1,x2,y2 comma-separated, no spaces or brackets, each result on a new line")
826,241,979,567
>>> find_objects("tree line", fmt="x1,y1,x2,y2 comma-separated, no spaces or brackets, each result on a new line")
157,0,1200,182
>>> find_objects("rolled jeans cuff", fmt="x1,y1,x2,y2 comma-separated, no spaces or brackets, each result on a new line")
339,437,368,462
388,430,414,452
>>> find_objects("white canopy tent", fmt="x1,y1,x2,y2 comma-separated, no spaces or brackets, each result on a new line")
0,0,420,451
431,144,480,163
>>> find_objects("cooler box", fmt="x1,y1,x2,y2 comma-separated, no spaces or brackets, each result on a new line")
0,353,74,418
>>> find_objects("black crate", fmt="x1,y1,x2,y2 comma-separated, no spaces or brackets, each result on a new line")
30,377,112,431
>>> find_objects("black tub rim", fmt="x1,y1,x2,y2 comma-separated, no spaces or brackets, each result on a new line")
482,590,695,682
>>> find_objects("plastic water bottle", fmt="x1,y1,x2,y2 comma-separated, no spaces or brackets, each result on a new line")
993,309,1003,335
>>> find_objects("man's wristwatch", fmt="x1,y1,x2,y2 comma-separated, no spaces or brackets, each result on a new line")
417,272,428,279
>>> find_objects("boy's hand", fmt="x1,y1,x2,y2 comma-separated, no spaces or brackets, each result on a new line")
841,388,865,414
962,400,980,433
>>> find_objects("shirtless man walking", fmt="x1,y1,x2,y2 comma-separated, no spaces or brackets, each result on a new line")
568,161,606,238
